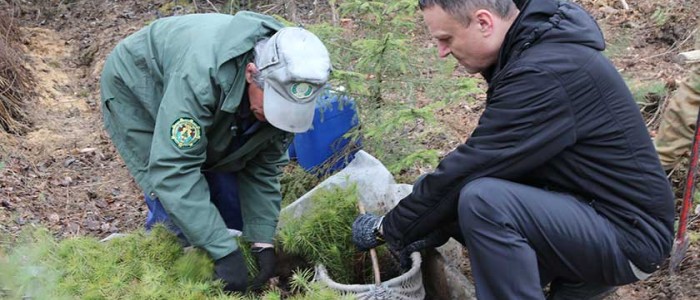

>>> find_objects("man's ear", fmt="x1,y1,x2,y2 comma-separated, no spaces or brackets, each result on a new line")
474,9,495,37
245,63,257,84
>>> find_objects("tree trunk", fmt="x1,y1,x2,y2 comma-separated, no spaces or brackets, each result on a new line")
284,0,298,24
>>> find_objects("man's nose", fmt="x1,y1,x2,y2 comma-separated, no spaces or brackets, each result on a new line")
437,42,451,58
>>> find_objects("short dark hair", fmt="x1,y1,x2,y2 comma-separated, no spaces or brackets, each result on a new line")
418,0,515,26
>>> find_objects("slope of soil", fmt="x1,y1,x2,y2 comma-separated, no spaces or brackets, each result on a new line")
1,25,143,239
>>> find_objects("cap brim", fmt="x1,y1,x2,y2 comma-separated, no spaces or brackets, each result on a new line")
263,82,316,133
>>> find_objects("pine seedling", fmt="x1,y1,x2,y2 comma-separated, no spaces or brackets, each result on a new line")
287,268,353,300
278,185,360,283
1,225,232,299
0,226,68,299
281,163,322,208
173,248,213,282
2,223,367,299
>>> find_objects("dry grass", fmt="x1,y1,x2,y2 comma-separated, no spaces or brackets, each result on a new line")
0,8,33,134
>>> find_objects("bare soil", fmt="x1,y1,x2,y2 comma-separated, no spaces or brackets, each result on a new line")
1,0,699,299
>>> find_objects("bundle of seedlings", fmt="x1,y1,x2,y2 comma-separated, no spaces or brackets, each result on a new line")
0,226,225,299
0,225,348,299
0,9,33,134
277,185,404,288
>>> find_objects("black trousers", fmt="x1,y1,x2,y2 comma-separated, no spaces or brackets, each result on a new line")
457,178,642,300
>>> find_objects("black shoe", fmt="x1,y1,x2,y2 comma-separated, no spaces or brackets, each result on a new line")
548,280,617,300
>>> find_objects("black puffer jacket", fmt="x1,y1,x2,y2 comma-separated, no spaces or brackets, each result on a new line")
383,0,674,273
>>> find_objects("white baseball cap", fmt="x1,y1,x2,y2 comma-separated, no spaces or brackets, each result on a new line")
257,27,332,133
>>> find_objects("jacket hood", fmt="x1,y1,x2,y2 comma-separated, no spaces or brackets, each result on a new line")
488,0,605,78
214,11,284,66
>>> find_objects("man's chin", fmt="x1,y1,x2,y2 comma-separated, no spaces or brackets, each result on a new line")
459,63,481,74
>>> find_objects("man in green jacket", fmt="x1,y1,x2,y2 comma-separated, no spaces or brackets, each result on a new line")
100,11,331,293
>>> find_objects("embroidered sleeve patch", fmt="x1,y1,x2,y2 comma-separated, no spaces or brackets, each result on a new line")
170,118,201,148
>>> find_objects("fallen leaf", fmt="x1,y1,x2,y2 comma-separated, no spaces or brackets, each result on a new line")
48,213,60,223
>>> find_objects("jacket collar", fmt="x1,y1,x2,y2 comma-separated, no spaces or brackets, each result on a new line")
482,0,559,82
483,0,605,84
214,11,284,67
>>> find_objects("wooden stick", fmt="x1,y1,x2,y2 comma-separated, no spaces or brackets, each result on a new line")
358,201,382,285
676,50,700,65
284,0,298,24
670,104,700,273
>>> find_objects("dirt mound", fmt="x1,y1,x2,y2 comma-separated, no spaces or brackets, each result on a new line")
0,0,154,241
0,9,33,134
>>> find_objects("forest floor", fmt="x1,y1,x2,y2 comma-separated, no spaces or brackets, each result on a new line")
1,0,699,299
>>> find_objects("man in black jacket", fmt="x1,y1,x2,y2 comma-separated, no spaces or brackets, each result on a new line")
352,0,674,299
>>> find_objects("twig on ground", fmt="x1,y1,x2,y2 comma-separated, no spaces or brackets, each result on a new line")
259,3,280,15
206,0,219,13
620,0,630,10
646,93,670,129
642,28,699,61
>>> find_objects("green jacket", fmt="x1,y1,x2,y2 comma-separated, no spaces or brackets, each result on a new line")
99,12,293,259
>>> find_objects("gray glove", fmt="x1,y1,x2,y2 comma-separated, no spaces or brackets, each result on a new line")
214,249,248,293
352,213,385,251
